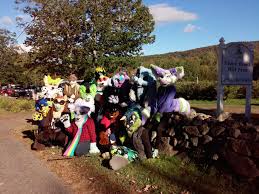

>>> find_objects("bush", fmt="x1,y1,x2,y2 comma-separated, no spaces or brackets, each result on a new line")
176,81,217,100
0,97,34,112
175,81,259,100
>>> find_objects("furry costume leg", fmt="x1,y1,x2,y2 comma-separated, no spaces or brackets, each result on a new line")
132,127,152,159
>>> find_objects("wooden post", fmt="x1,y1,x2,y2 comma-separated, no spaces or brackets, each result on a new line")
217,37,225,117
245,85,252,120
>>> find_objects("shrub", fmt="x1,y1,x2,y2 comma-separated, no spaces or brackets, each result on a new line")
0,97,34,112
175,81,259,100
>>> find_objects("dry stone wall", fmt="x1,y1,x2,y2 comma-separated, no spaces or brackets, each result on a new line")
157,112,259,179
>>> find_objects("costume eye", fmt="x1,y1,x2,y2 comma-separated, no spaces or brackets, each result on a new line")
59,100,65,105
130,120,134,124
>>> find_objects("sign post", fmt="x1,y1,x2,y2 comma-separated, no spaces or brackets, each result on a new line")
217,38,254,120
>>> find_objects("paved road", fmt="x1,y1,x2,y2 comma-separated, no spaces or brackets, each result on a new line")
0,112,72,194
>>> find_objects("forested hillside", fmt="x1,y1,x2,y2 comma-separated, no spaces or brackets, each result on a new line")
139,41,259,81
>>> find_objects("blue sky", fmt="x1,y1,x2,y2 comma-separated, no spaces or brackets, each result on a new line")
1,0,259,55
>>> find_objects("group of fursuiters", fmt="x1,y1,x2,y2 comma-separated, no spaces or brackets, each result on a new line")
32,64,191,170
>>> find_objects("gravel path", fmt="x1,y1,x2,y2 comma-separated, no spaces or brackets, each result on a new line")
0,112,72,194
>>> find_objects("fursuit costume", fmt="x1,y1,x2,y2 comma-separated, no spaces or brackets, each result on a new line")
63,98,99,157
150,64,191,154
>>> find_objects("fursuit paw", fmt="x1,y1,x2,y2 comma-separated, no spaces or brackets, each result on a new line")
152,148,159,158
60,114,71,128
108,95,119,104
89,142,100,154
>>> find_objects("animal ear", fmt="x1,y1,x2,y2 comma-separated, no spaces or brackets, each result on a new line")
43,75,49,86
175,66,185,79
150,64,165,76
133,112,140,119
120,116,126,121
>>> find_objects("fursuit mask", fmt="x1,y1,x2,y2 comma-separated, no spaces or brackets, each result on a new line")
150,64,184,86
53,95,67,116
133,66,156,87
110,71,130,88
96,75,109,94
95,66,106,80
74,98,95,117
132,66,156,103
105,106,121,121
68,74,78,87
35,98,48,111
120,107,142,137
33,98,50,121
42,75,64,99
80,79,97,99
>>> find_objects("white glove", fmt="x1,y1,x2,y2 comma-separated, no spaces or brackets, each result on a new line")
89,142,100,154
60,114,71,128
129,89,136,102
152,149,159,158
120,102,128,107
108,95,119,104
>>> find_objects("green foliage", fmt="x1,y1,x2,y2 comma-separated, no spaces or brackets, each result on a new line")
175,81,259,100
0,97,34,112
140,42,259,82
16,0,155,76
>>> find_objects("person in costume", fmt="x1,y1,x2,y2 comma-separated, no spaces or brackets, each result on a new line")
32,98,51,133
40,75,63,102
95,66,109,100
150,64,191,156
62,98,99,157
98,105,122,155
64,74,80,103
120,106,153,160
129,66,157,125
130,66,156,108
79,78,97,100
104,71,132,109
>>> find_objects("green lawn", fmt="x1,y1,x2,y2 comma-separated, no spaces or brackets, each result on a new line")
190,98,259,106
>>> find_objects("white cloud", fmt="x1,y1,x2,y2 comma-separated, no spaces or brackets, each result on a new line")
15,44,32,53
0,16,14,25
184,24,201,33
149,4,198,24
16,15,32,23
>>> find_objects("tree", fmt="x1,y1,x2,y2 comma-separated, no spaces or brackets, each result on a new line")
16,0,155,77
0,28,19,85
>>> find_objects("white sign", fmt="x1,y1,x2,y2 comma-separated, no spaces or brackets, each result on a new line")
217,38,254,120
221,43,253,85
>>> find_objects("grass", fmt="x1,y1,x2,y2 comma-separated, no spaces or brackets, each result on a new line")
13,118,251,194
190,98,259,106
0,96,34,112
73,154,241,194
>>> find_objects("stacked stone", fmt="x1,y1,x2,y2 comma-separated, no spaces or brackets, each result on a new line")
157,112,259,179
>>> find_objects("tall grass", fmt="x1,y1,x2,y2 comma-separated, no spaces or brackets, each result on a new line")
0,96,34,112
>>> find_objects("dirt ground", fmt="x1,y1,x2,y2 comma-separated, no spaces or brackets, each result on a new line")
11,113,129,194
8,104,259,194
0,111,71,194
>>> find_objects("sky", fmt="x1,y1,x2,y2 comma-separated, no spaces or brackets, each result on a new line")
0,0,259,55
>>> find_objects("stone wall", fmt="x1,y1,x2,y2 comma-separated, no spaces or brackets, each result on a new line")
157,112,259,179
